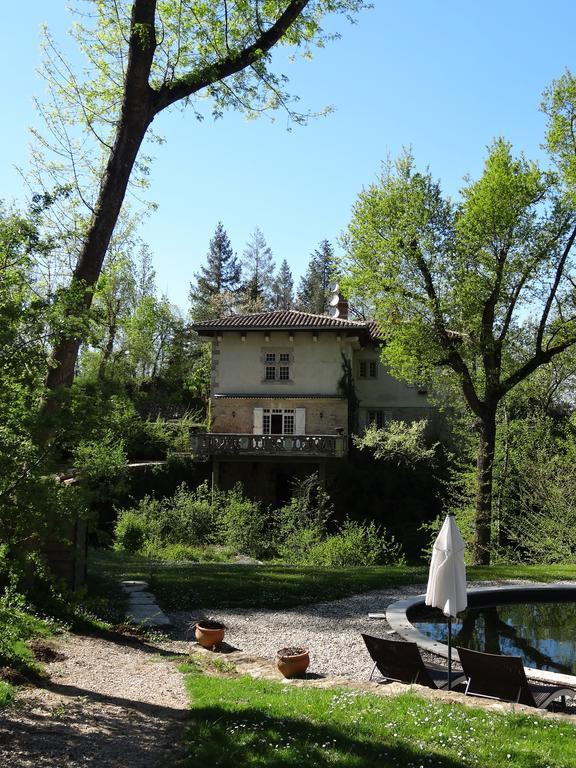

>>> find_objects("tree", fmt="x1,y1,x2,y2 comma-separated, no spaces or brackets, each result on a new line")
272,258,294,310
240,227,275,311
296,239,336,313
342,118,576,564
36,0,369,402
189,223,241,322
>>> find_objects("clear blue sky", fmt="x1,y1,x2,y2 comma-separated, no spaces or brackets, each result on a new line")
1,2,576,311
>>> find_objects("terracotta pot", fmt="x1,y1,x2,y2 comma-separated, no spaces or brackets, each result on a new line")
195,620,226,649
276,647,310,678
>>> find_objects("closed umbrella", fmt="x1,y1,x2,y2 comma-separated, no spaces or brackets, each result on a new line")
425,512,467,689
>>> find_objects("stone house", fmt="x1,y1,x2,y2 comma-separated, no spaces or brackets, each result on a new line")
192,308,433,504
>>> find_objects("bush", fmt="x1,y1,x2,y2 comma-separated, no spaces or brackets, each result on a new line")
163,482,216,545
113,482,219,553
274,474,333,562
113,510,149,553
217,485,270,559
306,520,405,567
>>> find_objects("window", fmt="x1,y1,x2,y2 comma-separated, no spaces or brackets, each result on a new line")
358,359,378,379
367,410,391,429
254,407,304,435
262,348,292,382
263,408,295,434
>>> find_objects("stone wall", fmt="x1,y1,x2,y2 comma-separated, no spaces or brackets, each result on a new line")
211,397,348,435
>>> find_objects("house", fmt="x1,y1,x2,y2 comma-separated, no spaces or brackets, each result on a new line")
191,306,434,505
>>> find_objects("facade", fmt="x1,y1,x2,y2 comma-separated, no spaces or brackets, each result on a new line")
191,309,433,503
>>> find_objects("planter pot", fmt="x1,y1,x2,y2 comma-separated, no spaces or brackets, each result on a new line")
195,620,226,649
276,646,310,678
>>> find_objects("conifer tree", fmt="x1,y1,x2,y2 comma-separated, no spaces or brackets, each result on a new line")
240,227,275,311
189,223,241,321
296,239,336,314
272,259,294,310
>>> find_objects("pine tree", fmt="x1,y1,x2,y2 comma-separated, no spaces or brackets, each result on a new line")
240,227,275,311
296,240,336,314
272,259,294,310
189,223,241,321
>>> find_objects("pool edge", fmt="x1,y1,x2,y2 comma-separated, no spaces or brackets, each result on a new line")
386,582,576,688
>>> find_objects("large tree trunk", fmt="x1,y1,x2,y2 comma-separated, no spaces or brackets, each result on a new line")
44,0,156,401
473,408,497,565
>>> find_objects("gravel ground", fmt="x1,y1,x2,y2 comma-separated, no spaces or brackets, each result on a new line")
1,582,574,767
169,584,428,680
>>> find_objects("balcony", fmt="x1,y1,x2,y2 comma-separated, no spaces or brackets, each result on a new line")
190,432,347,459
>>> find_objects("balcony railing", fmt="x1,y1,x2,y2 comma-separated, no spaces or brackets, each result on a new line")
190,432,347,458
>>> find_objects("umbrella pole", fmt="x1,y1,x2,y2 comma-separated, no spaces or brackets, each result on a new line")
448,617,452,689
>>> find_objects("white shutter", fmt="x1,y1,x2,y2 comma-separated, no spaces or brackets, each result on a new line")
295,408,306,435
253,408,264,434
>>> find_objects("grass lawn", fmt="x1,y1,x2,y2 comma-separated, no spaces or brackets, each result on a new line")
89,548,576,611
181,656,576,767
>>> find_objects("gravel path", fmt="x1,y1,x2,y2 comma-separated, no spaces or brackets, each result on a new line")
169,584,427,680
1,582,574,767
0,632,190,768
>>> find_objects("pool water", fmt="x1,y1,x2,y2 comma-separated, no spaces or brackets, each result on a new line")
409,600,576,675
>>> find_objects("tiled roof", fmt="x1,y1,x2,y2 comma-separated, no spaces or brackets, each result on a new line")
193,310,369,332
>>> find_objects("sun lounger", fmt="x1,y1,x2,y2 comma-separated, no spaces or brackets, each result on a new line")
456,646,576,709
361,633,465,690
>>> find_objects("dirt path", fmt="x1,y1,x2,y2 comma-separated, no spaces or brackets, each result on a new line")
0,632,191,768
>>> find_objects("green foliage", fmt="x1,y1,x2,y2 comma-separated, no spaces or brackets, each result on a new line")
296,239,337,313
217,485,270,559
306,519,405,567
497,411,576,563
113,510,149,554
274,474,332,562
0,681,14,709
73,431,127,483
342,112,576,561
355,420,438,468
0,598,53,676
114,481,220,554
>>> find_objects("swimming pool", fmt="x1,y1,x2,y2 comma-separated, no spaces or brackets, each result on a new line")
386,584,576,685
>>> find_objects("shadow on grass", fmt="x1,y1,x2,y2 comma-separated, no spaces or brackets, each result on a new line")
181,703,468,768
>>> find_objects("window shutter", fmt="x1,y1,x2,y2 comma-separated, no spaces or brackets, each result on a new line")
295,408,306,435
253,408,264,434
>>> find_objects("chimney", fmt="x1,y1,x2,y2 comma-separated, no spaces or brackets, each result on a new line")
328,282,349,319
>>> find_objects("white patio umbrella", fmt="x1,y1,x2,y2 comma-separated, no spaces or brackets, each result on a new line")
425,512,467,689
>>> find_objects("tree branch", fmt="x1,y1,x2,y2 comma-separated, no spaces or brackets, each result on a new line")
536,222,576,351
411,242,482,415
152,1,310,113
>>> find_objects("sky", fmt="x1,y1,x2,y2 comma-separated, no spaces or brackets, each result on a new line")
1,1,576,312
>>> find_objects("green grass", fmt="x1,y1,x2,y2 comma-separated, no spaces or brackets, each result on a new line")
0,603,56,706
180,659,576,767
0,681,14,708
89,548,576,611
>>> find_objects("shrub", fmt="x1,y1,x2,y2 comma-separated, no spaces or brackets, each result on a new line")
163,482,216,545
217,485,270,559
274,473,333,562
113,510,149,553
306,520,405,567
113,481,219,553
